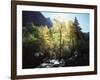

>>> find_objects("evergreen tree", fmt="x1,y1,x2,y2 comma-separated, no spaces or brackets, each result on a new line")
73,17,83,40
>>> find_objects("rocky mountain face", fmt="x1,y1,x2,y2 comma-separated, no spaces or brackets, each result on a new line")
22,11,52,27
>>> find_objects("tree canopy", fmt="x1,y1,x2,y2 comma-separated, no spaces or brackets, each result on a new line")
23,17,88,59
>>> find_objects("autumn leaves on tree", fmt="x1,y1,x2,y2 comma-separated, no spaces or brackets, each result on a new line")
23,17,85,60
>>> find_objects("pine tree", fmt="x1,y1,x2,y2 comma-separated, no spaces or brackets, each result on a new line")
73,17,83,40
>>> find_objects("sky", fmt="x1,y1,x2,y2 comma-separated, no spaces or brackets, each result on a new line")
41,11,90,32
